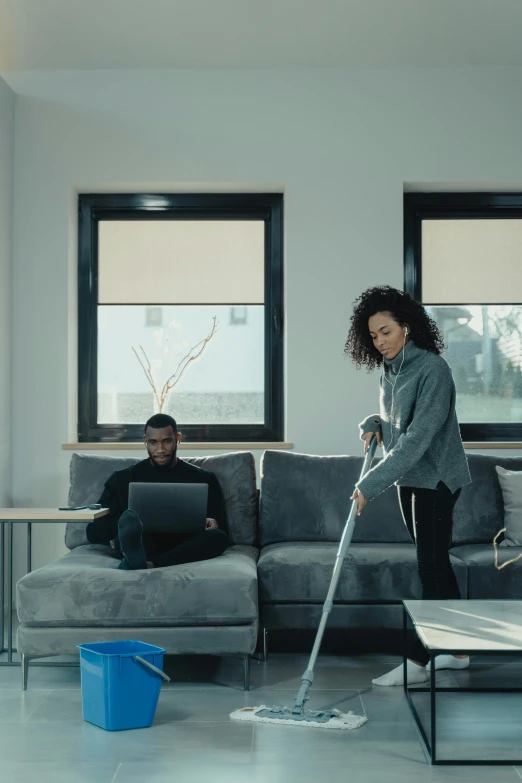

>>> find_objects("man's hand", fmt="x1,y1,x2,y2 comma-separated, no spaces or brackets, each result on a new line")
205,518,219,530
361,431,382,453
351,489,367,516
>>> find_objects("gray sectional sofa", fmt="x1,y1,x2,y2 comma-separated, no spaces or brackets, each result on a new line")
16,449,522,689
258,450,522,638
16,452,259,690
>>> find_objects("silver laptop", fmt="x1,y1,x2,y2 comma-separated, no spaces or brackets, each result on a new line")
128,483,208,534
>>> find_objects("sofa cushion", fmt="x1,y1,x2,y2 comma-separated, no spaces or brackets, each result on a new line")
17,624,258,658
17,544,258,627
450,544,522,599
452,454,522,545
495,465,522,546
257,542,467,603
65,451,258,549
259,450,409,546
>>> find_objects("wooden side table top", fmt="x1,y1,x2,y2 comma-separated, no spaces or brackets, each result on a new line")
0,508,109,521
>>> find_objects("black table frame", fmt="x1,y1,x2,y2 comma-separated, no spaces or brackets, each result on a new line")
0,517,95,670
403,603,522,765
0,520,32,665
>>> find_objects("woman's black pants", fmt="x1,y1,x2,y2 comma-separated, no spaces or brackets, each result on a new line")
398,481,462,665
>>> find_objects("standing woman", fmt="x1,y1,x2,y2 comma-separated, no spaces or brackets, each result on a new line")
344,286,471,686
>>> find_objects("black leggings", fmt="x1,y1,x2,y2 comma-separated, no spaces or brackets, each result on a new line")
398,481,461,664
142,528,229,568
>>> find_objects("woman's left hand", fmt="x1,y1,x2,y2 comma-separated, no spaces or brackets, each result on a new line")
351,489,367,516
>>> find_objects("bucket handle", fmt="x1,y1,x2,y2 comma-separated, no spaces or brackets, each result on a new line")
134,655,171,682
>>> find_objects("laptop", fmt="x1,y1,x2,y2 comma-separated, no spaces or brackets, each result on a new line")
128,483,208,534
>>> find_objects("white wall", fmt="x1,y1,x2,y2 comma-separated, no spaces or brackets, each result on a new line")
0,76,14,508
3,67,522,575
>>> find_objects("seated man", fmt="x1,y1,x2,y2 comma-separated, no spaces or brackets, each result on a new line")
86,413,229,570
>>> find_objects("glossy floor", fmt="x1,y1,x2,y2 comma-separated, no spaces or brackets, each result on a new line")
0,652,521,782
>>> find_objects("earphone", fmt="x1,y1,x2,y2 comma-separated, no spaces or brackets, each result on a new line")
382,326,408,450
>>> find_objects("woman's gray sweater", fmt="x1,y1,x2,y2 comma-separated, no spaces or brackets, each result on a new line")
356,340,471,502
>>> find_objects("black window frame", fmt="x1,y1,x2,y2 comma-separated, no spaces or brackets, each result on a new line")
404,191,522,443
78,193,284,443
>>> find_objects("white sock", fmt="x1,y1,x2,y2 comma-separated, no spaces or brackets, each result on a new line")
372,660,428,687
426,655,469,672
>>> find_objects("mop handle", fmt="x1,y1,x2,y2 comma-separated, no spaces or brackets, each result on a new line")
292,437,378,714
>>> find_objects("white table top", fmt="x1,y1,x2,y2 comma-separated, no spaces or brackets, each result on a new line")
404,600,522,653
0,508,109,521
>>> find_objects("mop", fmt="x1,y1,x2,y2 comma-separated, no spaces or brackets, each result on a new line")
230,438,378,730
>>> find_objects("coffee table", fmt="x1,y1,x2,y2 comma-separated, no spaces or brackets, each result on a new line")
403,600,522,765
0,508,108,665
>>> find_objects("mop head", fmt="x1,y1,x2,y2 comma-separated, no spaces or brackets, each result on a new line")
230,705,367,730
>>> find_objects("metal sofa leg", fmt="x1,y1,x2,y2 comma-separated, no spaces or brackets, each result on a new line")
263,627,269,662
21,654,30,691
243,655,250,691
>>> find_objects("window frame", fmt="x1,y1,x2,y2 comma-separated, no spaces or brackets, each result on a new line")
404,191,522,443
78,193,284,443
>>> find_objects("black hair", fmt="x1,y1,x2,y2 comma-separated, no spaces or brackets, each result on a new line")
344,285,445,371
144,414,178,434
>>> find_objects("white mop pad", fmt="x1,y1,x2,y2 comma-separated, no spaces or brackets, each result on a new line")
230,705,367,730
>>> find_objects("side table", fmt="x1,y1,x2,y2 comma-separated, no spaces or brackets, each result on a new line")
0,508,108,665
403,599,522,765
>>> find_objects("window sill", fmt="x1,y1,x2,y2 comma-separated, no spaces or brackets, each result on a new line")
62,442,293,451
463,442,522,449
62,442,521,452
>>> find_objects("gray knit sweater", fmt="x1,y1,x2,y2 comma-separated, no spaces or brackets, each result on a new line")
356,340,471,502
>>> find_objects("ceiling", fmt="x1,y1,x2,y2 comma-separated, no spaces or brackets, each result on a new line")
1,0,522,70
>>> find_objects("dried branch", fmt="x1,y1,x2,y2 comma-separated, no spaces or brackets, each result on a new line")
160,317,219,401
132,316,219,413
132,345,162,412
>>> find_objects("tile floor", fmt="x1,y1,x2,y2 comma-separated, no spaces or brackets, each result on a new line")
0,652,521,782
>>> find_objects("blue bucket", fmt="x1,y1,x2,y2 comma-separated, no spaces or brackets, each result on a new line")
77,640,170,731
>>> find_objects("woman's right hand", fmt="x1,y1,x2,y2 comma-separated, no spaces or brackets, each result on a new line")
361,431,382,454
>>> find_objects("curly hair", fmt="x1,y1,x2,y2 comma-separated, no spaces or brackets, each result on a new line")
344,285,445,371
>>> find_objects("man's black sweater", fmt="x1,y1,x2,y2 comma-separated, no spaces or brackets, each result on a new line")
87,458,228,544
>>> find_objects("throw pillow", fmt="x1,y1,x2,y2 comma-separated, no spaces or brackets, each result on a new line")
496,465,522,546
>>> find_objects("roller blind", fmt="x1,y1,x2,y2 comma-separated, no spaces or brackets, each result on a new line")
422,219,522,304
98,220,265,304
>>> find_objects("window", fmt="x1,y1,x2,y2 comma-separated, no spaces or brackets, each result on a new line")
230,306,248,326
78,193,284,443
145,307,163,327
404,192,522,442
